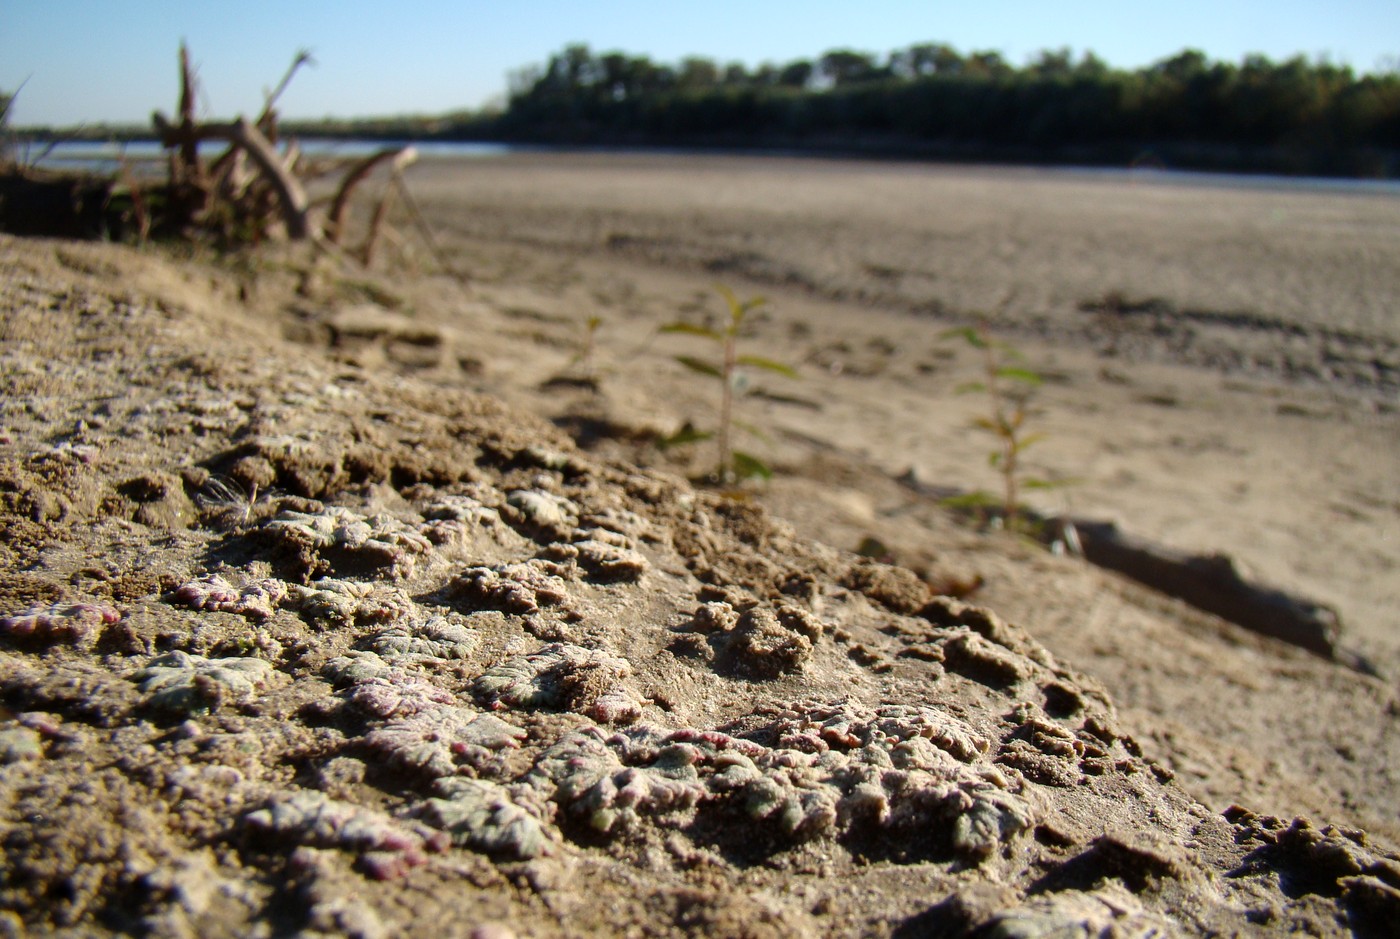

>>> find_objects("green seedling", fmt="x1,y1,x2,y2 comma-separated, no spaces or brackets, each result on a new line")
542,314,605,392
660,287,797,484
942,325,1068,533
571,314,603,381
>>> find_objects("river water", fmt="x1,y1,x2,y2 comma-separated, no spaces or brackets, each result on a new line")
15,138,1400,197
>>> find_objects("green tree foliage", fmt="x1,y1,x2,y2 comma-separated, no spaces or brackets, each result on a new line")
817,50,889,87
775,60,814,89
493,42,1400,175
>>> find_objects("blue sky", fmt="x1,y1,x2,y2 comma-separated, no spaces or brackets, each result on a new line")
3,1,1397,127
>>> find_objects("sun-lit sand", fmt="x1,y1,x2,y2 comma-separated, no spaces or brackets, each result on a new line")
406,151,1400,671
3,151,1399,935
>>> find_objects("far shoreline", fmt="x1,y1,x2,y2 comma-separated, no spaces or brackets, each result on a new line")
14,135,1400,198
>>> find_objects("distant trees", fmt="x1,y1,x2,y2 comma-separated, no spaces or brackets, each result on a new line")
775,60,814,89
484,41,1400,175
816,50,889,87
890,44,964,80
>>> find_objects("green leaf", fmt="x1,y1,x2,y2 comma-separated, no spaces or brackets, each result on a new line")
940,490,1000,510
1023,476,1081,490
716,285,767,325
715,285,742,320
955,381,987,395
971,416,1000,433
736,354,798,378
674,355,724,379
996,366,1042,386
940,326,987,348
1013,432,1047,452
732,419,772,443
731,450,773,481
657,425,714,449
661,322,724,341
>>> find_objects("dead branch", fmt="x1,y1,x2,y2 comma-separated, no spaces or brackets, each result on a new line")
216,148,253,202
260,49,315,130
283,139,302,174
359,181,400,266
394,172,469,285
154,112,312,238
115,160,151,244
123,43,463,273
325,146,419,245
175,44,204,187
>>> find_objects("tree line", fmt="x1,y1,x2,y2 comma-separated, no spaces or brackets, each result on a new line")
479,42,1400,176
8,42,1399,178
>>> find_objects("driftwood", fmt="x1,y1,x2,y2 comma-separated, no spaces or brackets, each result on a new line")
390,171,467,283
153,113,313,238
140,43,436,265
326,146,419,247
259,49,315,126
1,44,453,275
174,45,204,190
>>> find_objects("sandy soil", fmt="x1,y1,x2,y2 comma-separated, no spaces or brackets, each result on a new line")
405,153,1400,667
2,154,1399,936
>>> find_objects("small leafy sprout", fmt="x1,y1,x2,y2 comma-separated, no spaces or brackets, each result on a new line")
572,314,604,382
660,287,797,485
941,325,1069,534
541,314,606,392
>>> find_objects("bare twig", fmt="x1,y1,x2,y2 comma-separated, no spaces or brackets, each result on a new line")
260,49,315,129
393,172,468,284
1,77,29,165
358,173,404,266
22,136,65,170
176,43,204,186
136,43,440,257
154,113,312,238
326,146,418,245
115,157,151,244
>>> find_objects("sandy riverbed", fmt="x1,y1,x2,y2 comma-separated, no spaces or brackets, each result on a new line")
404,152,1400,667
2,153,1399,935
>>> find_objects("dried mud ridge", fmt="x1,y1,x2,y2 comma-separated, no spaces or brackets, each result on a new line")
2,236,1398,938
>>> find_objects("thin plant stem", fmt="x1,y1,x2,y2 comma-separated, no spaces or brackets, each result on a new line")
981,342,1021,530
717,329,736,483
